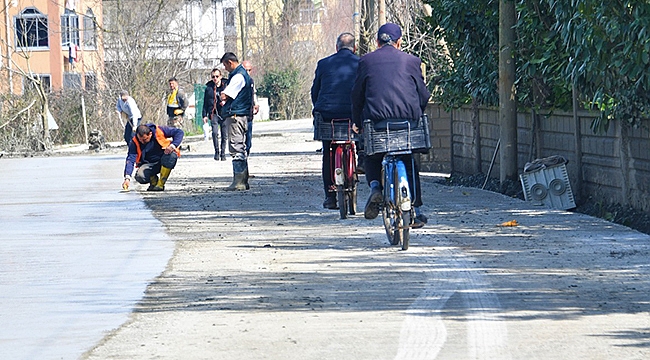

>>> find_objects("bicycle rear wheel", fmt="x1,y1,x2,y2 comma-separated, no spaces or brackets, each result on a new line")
348,185,357,215
400,211,411,250
337,185,347,219
382,206,400,245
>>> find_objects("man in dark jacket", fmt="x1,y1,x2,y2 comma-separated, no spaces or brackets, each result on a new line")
311,32,359,209
122,123,184,192
351,23,431,227
220,52,253,191
202,68,228,161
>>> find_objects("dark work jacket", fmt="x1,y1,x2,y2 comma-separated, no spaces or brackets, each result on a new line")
202,79,226,119
123,124,184,176
222,65,253,118
350,45,430,128
311,48,359,120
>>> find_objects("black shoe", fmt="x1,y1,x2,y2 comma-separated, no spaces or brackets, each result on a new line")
214,153,219,160
220,156,227,161
364,188,383,219
150,185,164,192
146,184,157,191
412,213,428,229
323,196,338,210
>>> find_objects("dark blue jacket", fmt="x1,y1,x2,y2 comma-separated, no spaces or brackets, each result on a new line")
351,45,430,128
222,64,253,118
311,48,359,119
124,124,184,176
202,79,226,119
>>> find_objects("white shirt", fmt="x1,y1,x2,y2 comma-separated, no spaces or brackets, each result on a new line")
116,96,142,120
223,73,246,100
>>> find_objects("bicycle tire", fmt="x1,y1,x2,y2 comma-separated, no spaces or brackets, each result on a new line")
382,206,399,245
400,211,411,250
348,185,357,215
337,185,347,219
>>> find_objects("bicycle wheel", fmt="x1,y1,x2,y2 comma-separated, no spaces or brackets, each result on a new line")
348,184,357,215
382,205,400,245
400,210,411,250
337,185,347,219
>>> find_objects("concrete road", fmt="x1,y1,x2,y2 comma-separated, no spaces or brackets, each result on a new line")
76,119,649,359
0,155,173,360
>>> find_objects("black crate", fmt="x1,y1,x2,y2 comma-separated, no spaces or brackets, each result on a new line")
314,117,359,141
363,115,431,155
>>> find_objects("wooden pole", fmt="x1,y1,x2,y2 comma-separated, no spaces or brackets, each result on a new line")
498,0,518,187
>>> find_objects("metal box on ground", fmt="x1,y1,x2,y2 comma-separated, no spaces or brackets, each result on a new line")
520,164,576,210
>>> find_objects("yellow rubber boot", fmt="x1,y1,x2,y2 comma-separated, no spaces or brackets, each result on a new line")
152,167,172,191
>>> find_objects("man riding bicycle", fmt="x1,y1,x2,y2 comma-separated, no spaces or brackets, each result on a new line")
311,32,360,209
351,23,430,227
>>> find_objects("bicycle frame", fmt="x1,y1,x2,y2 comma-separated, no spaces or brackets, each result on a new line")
326,118,358,219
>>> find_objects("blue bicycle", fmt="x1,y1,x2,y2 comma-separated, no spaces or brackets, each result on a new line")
364,116,431,250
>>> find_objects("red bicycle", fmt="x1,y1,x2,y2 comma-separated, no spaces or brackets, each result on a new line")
316,117,359,219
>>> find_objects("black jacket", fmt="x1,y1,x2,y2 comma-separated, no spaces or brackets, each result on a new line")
311,48,359,120
202,79,226,119
351,45,430,128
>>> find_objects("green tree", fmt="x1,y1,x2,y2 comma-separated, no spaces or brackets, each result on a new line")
423,0,500,108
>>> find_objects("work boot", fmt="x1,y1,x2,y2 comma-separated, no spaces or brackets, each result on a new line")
225,160,248,191
364,181,383,220
146,175,159,191
323,195,338,209
151,166,172,191
412,207,428,229
243,161,250,190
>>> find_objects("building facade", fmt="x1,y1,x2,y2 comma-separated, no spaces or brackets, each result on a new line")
0,0,104,94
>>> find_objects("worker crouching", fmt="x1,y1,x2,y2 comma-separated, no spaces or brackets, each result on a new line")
122,123,184,191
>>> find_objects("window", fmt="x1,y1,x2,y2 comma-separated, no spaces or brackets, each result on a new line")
63,72,82,89
298,1,321,24
85,73,97,91
15,8,49,49
224,8,235,27
246,11,255,27
25,74,51,93
61,9,80,46
83,9,97,48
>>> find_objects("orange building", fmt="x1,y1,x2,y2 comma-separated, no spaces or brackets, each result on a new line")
0,0,103,94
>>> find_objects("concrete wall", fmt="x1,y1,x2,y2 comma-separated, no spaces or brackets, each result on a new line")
422,103,650,212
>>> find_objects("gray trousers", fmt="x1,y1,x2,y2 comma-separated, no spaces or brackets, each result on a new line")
225,115,248,160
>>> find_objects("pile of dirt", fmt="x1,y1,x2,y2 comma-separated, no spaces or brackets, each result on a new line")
437,173,650,236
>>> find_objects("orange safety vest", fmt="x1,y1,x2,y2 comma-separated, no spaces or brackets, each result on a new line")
132,126,181,165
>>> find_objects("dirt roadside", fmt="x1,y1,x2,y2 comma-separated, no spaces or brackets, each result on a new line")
83,119,650,360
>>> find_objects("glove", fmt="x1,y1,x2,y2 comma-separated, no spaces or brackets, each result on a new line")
173,109,183,116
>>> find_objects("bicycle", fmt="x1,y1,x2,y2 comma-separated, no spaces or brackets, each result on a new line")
314,116,359,219
363,115,431,250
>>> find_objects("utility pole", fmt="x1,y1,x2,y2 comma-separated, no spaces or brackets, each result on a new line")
498,0,517,188
238,0,247,60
